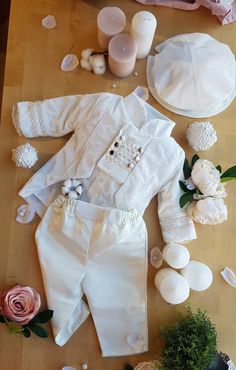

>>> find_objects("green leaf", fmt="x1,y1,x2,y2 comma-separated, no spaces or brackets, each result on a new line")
179,180,188,192
29,324,48,338
191,154,200,167
22,327,31,337
183,159,191,179
124,365,134,370
216,165,222,173
28,309,53,326
179,192,194,208
221,177,236,183
220,166,236,181
0,315,5,323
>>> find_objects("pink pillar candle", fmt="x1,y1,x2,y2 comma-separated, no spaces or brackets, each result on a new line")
97,7,126,50
108,34,137,78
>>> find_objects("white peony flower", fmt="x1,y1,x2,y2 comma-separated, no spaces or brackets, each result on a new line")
134,360,159,370
187,197,228,225
191,159,222,196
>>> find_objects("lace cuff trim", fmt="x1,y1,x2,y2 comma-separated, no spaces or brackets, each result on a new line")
160,214,193,228
160,214,196,243
12,105,23,136
28,101,46,136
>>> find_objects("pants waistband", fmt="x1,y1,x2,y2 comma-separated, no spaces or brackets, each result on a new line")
54,195,140,226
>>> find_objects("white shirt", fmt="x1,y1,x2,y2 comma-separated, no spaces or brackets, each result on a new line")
13,90,196,243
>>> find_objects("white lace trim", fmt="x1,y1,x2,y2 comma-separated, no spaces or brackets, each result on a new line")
27,101,45,136
160,214,193,229
12,105,23,136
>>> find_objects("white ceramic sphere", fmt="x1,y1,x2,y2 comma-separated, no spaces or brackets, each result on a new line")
180,260,213,292
162,243,190,269
155,268,190,304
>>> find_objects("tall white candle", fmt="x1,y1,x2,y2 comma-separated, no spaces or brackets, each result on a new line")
131,11,157,59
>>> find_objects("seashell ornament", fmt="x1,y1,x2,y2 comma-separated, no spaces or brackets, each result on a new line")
186,121,217,152
61,178,83,199
12,143,38,168
61,54,79,72
221,267,236,288
16,204,35,224
42,15,57,29
150,247,163,269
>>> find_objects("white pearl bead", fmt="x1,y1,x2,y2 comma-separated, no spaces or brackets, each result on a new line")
82,364,88,370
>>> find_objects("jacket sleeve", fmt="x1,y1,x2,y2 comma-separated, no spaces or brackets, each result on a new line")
12,93,102,138
158,144,196,243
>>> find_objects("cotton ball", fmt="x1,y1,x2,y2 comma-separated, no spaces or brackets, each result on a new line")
81,48,95,61
90,54,106,75
12,143,38,168
80,58,93,71
186,121,217,152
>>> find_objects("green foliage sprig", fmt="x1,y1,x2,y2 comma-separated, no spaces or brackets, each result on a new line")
159,307,217,370
0,309,53,338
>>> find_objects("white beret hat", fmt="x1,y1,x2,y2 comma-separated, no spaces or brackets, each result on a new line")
147,33,236,118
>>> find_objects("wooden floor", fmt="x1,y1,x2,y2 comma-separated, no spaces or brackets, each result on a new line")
0,0,10,115
0,1,236,369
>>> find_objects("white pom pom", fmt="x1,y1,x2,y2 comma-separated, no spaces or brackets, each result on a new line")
80,59,93,71
90,54,106,75
186,121,217,152
81,48,95,61
12,143,38,168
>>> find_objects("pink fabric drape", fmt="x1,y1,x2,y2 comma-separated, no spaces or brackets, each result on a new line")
135,0,236,25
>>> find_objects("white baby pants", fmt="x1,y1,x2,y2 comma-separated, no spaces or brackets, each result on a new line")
35,195,148,357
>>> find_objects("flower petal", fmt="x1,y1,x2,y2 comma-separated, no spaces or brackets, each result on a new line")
221,267,236,288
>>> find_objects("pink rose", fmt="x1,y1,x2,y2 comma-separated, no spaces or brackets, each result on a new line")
1,285,41,325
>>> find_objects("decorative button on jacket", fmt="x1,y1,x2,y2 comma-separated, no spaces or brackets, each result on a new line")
13,90,196,243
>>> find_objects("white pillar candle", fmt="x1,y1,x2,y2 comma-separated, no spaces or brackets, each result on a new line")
131,11,157,59
108,34,137,78
154,268,190,305
97,7,126,50
162,243,190,269
180,260,213,292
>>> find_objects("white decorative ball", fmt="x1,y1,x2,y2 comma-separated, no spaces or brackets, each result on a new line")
12,143,38,168
186,121,217,152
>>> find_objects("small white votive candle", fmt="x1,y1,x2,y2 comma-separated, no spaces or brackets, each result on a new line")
180,260,213,292
162,243,190,269
97,7,126,50
108,34,137,78
154,268,190,305
131,11,157,59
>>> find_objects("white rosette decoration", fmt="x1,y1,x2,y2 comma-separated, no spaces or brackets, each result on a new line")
179,154,236,225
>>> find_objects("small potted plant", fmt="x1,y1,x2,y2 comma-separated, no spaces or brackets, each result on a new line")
159,306,225,370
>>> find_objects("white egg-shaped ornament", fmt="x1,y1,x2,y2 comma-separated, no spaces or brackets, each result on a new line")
162,243,190,269
12,143,38,168
154,268,190,305
180,260,213,292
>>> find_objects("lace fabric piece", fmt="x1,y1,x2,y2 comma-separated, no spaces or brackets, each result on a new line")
12,105,23,136
160,214,193,228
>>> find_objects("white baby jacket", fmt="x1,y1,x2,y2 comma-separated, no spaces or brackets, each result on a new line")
13,90,196,243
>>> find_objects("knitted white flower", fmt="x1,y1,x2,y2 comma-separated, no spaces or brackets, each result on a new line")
187,197,228,224
186,121,217,152
61,178,83,199
134,360,159,370
12,143,38,168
